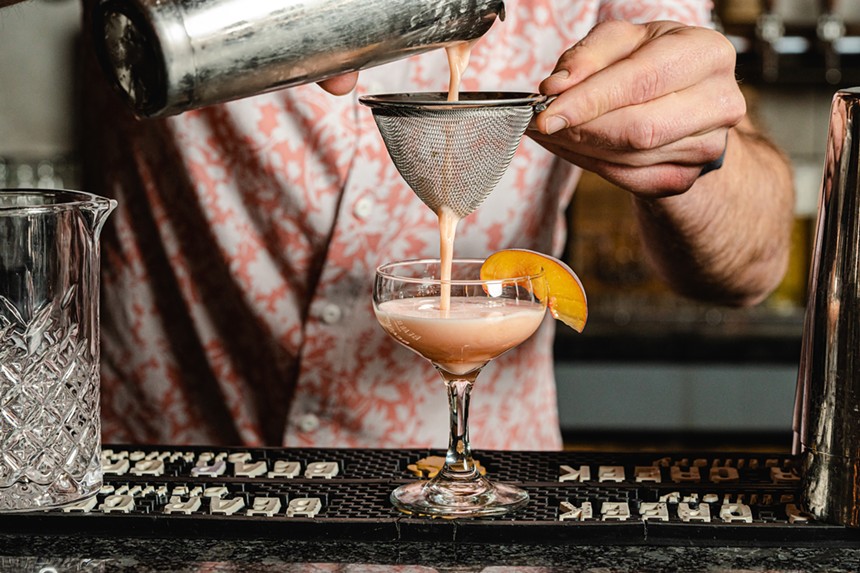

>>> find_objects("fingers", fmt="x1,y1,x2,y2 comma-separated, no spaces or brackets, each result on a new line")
536,23,737,133
528,64,742,197
529,77,743,167
529,135,705,197
530,124,726,170
318,72,359,96
530,20,744,196
540,20,667,94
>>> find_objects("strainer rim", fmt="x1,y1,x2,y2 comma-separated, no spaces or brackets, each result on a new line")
359,91,547,110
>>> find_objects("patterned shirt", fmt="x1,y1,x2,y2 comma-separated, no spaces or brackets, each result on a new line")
89,0,712,449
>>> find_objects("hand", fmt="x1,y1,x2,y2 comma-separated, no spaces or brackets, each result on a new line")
529,20,745,198
317,72,359,96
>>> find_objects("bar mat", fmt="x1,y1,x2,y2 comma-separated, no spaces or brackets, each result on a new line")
1,445,857,545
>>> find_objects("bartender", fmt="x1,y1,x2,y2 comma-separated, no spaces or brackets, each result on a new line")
2,0,794,450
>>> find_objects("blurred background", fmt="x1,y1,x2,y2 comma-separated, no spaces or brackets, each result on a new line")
0,0,80,189
0,0,848,450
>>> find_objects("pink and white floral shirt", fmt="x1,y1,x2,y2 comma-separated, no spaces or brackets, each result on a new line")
92,0,711,449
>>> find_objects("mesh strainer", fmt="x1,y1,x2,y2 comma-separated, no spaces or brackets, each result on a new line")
359,92,549,219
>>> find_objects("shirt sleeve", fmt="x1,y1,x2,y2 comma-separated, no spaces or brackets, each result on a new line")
597,0,714,27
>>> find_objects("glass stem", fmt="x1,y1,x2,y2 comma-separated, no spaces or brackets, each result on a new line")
441,371,479,475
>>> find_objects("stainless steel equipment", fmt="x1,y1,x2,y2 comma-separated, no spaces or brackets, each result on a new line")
359,91,547,219
92,0,505,118
795,87,860,526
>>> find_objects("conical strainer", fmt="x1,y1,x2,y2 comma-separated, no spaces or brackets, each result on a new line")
359,92,549,219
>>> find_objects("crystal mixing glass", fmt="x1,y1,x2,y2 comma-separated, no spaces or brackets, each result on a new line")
0,190,115,511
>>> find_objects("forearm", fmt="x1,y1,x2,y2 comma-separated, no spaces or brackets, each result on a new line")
632,118,795,306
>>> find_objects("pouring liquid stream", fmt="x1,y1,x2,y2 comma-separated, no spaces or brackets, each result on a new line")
439,41,474,315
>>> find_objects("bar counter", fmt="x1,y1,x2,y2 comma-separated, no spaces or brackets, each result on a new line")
4,535,860,572
3,444,860,572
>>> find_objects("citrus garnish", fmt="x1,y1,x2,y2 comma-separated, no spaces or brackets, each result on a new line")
480,248,587,332
406,456,486,479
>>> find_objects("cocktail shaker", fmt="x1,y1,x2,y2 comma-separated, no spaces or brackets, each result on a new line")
794,87,860,526
92,0,506,118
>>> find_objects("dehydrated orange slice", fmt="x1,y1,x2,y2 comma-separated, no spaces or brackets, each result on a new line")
481,248,587,332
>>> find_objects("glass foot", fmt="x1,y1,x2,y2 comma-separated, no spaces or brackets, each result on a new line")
391,475,528,518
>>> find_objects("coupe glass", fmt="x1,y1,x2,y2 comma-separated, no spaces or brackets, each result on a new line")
373,258,548,517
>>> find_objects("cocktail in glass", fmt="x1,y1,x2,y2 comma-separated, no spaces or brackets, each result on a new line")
373,258,547,517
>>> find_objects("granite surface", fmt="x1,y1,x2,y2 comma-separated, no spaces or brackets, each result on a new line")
1,535,860,572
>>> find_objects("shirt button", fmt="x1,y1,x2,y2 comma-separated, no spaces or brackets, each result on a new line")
353,196,373,220
320,303,342,324
298,413,320,433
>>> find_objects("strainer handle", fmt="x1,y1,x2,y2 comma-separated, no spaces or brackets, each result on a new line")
533,95,557,113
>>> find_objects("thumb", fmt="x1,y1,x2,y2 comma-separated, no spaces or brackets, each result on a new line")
318,72,359,96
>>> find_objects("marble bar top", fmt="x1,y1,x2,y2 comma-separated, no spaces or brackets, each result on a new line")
2,535,860,572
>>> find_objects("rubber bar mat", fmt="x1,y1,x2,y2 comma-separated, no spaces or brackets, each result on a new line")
2,445,858,545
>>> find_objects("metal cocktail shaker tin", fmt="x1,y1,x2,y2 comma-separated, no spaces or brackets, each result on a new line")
92,0,506,118
794,87,860,526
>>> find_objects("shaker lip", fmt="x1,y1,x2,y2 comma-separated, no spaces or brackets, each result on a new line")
93,0,172,119
358,91,547,110
0,189,115,213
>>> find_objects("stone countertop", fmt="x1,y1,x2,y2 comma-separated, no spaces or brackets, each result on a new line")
3,536,860,572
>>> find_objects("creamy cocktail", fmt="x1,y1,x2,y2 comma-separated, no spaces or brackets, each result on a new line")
375,296,544,376
372,258,548,517
436,41,474,312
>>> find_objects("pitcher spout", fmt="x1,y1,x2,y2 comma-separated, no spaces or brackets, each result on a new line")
83,196,117,240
